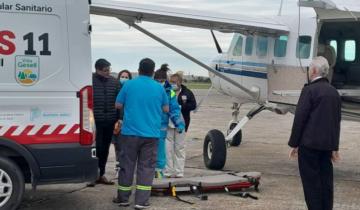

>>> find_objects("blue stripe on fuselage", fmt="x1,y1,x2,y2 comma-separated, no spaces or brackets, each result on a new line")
214,60,268,68
218,67,267,79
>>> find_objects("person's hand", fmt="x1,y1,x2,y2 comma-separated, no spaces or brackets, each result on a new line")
177,124,185,134
113,120,121,136
289,147,298,160
332,151,340,163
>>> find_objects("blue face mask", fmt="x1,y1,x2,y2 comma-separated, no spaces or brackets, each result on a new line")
120,78,129,85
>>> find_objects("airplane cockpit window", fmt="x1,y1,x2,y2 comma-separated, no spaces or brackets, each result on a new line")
344,40,356,62
256,36,268,57
245,36,254,56
296,36,312,59
274,35,288,57
232,36,243,56
329,40,337,55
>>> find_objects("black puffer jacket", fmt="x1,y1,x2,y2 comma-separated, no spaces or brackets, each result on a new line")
177,84,196,132
92,73,120,124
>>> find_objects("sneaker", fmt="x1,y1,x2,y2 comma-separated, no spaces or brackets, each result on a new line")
134,203,150,209
118,201,130,207
163,173,173,178
175,174,184,178
112,197,124,204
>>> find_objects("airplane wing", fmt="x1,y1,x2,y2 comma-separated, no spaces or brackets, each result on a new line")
90,0,289,36
299,0,360,19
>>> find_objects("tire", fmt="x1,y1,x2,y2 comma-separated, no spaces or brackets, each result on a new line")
203,129,227,170
228,123,242,147
0,157,25,210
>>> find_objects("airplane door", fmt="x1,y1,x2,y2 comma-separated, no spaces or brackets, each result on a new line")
268,35,311,105
221,34,243,96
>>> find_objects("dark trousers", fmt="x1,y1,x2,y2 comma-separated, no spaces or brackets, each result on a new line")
112,134,122,162
117,135,158,205
96,122,115,177
298,146,333,210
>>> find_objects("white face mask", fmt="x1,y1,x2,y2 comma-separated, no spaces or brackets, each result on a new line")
171,84,179,91
120,78,129,84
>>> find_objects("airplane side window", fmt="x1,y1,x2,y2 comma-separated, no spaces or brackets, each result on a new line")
256,36,268,57
329,40,337,54
232,36,243,56
274,35,288,57
245,36,254,55
296,36,312,59
344,40,356,62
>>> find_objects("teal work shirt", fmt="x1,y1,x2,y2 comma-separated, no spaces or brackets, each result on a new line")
116,75,169,138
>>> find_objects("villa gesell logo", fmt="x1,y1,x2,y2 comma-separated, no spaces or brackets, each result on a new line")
15,55,40,86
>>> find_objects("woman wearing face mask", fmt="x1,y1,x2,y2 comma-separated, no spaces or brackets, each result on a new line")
165,71,196,178
112,71,132,167
118,69,132,86
153,64,185,179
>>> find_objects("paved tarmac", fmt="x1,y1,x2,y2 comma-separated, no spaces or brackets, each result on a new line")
20,89,360,210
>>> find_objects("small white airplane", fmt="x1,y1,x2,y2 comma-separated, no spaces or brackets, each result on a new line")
91,0,360,170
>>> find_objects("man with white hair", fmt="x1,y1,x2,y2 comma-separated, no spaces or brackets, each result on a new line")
288,56,341,210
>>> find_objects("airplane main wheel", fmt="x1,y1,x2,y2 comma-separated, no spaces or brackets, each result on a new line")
228,123,242,147
203,129,226,170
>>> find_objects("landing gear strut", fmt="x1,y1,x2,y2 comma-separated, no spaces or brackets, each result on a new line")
203,104,266,170
227,103,242,147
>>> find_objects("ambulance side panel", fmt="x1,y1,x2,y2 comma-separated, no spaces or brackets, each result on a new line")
0,0,97,184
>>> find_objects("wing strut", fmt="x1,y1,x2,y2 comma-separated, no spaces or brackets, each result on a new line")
119,18,260,100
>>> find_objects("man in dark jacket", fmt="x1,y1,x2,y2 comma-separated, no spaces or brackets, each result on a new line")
288,56,341,210
92,58,120,185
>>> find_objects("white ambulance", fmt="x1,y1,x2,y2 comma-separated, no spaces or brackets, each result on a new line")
0,1,97,209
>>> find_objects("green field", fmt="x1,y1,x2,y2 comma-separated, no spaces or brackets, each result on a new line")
184,82,211,89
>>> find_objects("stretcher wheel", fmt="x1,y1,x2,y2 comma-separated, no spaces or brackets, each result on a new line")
228,123,242,147
203,129,226,170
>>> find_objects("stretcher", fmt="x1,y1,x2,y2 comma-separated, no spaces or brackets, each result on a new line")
152,172,261,204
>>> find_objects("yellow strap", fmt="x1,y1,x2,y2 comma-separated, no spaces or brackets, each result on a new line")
171,186,177,197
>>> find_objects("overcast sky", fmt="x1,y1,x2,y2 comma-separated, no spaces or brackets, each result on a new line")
90,0,304,76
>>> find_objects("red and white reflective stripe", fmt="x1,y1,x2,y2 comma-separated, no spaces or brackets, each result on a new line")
0,124,80,144
0,124,80,136
0,126,10,136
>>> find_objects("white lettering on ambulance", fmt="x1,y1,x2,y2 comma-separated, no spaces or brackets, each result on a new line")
15,3,53,13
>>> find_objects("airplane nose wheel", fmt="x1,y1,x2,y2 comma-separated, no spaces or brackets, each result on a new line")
228,123,242,147
203,129,227,170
